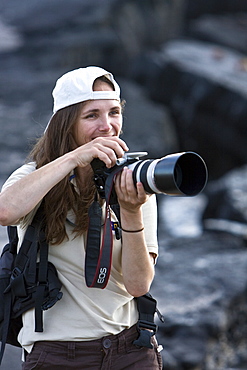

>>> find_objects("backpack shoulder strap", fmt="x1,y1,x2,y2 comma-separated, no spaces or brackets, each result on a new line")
34,227,49,332
6,204,47,315
11,205,45,296
0,225,19,365
7,226,18,254
133,293,158,348
11,204,48,332
133,293,165,348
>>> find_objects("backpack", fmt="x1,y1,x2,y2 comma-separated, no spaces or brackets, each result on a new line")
0,206,63,365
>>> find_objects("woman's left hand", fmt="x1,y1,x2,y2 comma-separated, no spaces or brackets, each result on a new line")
114,167,149,212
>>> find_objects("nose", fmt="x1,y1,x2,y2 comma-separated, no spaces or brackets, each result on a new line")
98,115,112,132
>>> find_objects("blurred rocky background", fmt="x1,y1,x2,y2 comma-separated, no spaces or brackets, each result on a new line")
1,1,247,369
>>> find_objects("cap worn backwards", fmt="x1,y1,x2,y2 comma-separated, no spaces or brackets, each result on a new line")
52,66,121,114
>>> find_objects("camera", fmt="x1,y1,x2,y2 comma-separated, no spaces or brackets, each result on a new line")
91,151,208,204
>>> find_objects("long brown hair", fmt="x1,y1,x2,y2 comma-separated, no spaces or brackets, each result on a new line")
29,102,96,245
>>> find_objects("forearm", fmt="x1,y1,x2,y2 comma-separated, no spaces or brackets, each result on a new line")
0,136,128,226
0,152,76,225
121,208,155,297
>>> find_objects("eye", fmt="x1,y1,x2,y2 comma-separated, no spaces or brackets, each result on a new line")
85,113,97,119
110,109,121,116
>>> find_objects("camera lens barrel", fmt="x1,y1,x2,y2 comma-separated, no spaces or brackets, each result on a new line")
129,152,208,196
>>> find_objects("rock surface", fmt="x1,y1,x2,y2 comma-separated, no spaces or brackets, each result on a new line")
131,39,247,180
203,165,247,240
152,226,247,369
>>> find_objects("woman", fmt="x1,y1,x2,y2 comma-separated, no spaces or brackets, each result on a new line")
0,66,162,369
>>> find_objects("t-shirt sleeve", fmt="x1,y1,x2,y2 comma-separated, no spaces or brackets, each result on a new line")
1,162,36,192
1,162,37,227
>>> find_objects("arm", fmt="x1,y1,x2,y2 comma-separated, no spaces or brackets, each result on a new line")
0,137,128,226
0,154,76,225
114,168,156,297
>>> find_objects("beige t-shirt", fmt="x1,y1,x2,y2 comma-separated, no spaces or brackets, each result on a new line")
2,162,158,353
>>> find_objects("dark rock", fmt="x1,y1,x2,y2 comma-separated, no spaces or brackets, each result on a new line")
108,0,184,76
131,40,247,180
189,13,247,54
0,101,51,182
203,165,247,240
0,0,184,82
119,79,179,158
185,0,247,20
152,231,247,369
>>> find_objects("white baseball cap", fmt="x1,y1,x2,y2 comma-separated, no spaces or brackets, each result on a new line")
52,66,121,114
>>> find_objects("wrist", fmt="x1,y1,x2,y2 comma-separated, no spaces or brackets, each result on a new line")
121,227,144,233
120,209,143,231
61,151,79,170
120,205,142,219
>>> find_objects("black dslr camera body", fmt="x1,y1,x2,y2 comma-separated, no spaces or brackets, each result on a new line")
91,151,208,205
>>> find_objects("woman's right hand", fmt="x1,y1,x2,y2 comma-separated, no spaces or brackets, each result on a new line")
72,136,129,169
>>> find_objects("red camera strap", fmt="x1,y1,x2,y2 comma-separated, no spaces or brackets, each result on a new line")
85,167,122,289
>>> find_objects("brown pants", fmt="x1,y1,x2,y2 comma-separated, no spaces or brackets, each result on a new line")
22,325,163,369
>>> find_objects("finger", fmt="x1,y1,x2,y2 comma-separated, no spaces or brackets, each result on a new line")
114,167,128,197
116,167,127,192
94,145,118,168
136,182,149,202
115,137,129,153
93,137,129,157
124,168,136,194
92,138,128,167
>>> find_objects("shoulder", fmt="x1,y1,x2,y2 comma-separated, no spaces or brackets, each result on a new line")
1,162,36,191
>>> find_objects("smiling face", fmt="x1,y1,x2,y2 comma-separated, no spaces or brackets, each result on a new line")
73,79,123,146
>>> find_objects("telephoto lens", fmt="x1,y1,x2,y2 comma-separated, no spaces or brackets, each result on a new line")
128,152,208,196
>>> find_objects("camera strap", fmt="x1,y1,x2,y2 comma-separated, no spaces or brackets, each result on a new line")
85,166,122,289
